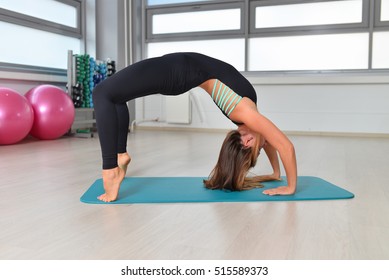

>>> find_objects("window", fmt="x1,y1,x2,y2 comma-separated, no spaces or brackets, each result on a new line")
253,0,364,29
0,0,78,28
249,33,369,71
0,0,82,71
381,0,389,21
249,0,369,71
0,21,80,69
145,1,244,70
151,8,241,34
147,39,246,70
147,0,212,6
372,31,389,68
142,0,389,72
146,1,244,41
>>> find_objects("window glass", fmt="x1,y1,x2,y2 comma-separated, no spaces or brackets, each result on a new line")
147,39,245,71
372,32,389,69
0,0,77,28
152,8,241,34
0,21,80,69
382,0,389,21
148,0,210,6
248,33,369,71
255,0,363,28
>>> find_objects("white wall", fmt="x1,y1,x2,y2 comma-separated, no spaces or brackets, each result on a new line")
135,73,389,135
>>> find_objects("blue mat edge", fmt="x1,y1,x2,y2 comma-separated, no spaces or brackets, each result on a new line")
80,176,354,204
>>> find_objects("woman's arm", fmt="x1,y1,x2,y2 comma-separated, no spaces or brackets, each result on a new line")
261,142,281,181
231,98,297,195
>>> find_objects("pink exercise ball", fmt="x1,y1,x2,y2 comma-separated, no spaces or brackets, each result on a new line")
25,85,75,140
0,87,34,145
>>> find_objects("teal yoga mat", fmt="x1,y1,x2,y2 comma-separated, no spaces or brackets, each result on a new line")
80,176,354,204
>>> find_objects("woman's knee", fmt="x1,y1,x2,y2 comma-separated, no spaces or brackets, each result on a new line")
92,83,107,106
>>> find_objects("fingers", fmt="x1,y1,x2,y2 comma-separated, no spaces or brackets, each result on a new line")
262,186,294,196
262,189,280,196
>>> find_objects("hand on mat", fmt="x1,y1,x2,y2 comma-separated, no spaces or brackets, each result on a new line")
263,186,295,196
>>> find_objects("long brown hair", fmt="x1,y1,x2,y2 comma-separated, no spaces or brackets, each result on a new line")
204,130,263,191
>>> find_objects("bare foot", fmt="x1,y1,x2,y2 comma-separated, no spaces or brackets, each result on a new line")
98,167,125,202
118,152,131,175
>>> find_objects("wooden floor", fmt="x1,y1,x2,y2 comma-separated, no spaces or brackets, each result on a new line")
1,129,389,260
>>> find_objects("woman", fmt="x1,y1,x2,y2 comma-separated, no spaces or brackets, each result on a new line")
92,52,297,202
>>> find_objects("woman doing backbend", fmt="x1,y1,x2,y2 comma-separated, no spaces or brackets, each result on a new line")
92,52,297,202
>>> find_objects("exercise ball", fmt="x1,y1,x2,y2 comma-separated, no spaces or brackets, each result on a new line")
25,85,75,140
0,87,34,145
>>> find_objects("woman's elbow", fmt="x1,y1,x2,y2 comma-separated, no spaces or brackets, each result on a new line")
280,138,295,155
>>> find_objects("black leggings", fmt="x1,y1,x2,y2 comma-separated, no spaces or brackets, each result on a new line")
92,100,129,170
93,55,201,169
93,55,170,169
92,53,257,169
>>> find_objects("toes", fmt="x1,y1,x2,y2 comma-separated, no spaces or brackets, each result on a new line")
97,194,108,202
98,194,115,202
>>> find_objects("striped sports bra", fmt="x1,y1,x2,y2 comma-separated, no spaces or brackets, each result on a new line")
211,79,243,117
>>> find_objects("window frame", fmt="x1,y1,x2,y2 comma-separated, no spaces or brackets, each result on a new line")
249,0,370,37
141,0,389,73
0,0,81,38
0,0,83,75
375,0,389,27
146,1,245,43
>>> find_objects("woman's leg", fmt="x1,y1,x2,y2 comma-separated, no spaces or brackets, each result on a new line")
92,57,165,201
116,103,131,174
116,102,129,154
93,85,126,202
92,55,180,202
93,88,119,169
